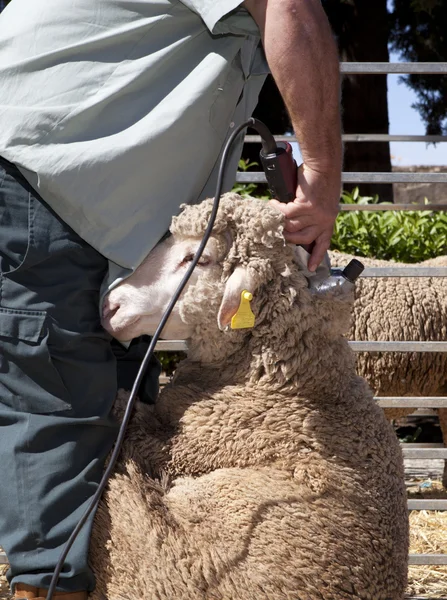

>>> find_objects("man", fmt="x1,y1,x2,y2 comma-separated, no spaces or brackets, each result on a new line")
0,0,342,598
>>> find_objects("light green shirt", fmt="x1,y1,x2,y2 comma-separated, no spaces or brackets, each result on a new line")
0,0,267,289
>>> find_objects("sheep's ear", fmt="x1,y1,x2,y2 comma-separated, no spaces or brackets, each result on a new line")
217,266,257,330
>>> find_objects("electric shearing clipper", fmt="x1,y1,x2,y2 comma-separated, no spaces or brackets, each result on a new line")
251,118,364,293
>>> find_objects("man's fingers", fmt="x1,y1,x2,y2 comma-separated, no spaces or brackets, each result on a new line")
283,226,318,246
283,215,314,233
308,236,331,272
282,226,331,271
268,199,312,219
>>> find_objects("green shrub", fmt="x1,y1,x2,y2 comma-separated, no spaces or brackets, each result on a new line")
332,189,447,262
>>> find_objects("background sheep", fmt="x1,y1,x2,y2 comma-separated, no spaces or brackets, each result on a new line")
330,250,447,486
91,194,409,600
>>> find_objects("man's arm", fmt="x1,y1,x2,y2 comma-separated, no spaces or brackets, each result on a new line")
243,0,342,271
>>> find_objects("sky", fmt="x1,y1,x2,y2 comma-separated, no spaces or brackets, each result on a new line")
387,51,446,166
384,0,445,166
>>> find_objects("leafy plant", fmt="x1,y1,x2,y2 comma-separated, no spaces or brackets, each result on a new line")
332,189,447,262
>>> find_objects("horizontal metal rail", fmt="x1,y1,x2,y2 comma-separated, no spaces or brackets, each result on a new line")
377,397,447,409
349,341,447,352
402,448,447,459
408,499,447,511
344,134,447,143
358,267,447,277
244,134,447,143
408,553,447,565
406,597,447,600
403,443,444,448
343,172,447,184
154,341,447,353
156,340,188,351
339,204,447,211
236,171,447,184
340,62,447,74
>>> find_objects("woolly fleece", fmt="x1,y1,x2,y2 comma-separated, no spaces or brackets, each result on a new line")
90,194,409,600
330,250,447,484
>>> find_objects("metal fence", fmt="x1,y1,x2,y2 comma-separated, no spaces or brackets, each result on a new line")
0,61,446,581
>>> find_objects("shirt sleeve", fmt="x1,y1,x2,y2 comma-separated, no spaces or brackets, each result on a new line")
178,0,261,36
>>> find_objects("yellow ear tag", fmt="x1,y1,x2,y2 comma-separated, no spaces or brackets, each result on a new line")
230,290,255,330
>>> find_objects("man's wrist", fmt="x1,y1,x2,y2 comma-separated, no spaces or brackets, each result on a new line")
299,161,342,186
300,141,343,174
303,160,342,176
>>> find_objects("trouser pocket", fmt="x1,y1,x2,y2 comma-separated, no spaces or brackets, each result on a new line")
0,308,72,413
0,160,112,416
0,165,32,275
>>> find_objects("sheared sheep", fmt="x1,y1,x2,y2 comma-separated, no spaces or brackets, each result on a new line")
330,250,447,486
91,193,409,600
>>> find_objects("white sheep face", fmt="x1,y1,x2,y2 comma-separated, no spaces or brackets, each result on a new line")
101,235,223,342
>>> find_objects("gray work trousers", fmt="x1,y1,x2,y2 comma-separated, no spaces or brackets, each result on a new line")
0,161,159,593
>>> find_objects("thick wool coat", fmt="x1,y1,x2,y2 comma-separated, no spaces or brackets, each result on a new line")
90,195,409,600
330,250,447,401
331,250,447,485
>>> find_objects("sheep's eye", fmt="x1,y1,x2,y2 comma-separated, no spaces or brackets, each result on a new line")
180,254,210,267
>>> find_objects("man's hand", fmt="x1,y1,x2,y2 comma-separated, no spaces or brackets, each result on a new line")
269,163,340,272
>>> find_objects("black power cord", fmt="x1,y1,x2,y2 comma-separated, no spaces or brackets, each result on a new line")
46,117,271,599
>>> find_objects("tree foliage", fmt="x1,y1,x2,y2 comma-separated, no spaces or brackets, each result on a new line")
390,0,447,136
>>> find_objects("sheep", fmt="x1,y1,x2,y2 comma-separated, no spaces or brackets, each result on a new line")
91,193,409,600
329,250,447,486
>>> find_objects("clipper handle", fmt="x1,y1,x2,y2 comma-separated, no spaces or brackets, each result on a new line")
260,141,297,203
260,141,314,253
